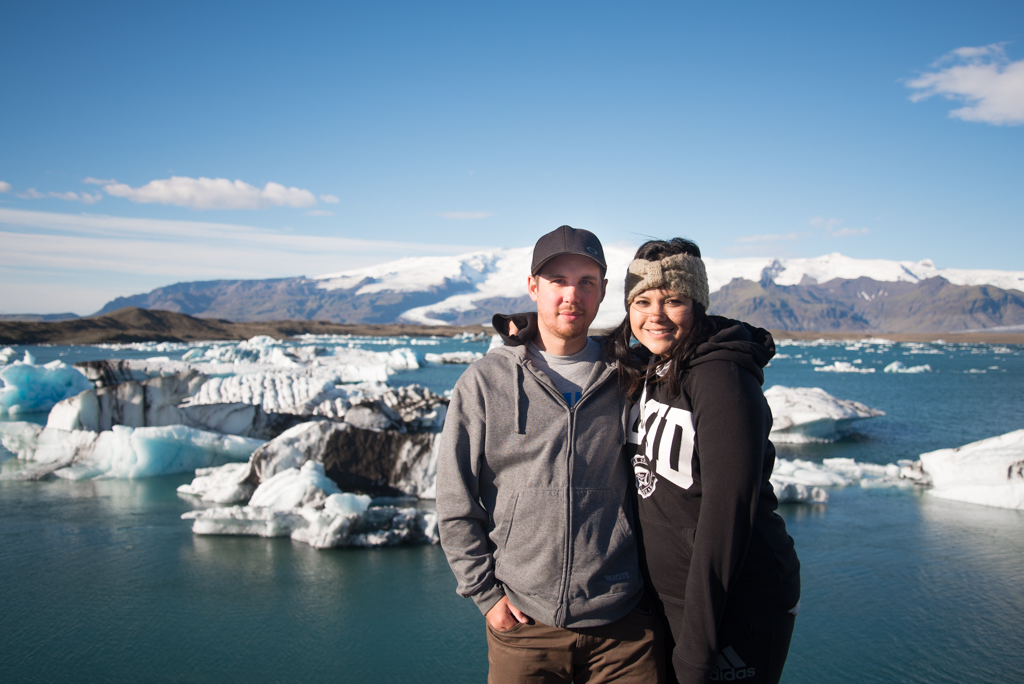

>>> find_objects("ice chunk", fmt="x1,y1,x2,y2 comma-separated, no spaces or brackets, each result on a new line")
248,419,440,498
181,462,436,548
883,361,932,373
768,455,919,503
0,422,262,480
249,460,342,509
423,351,483,365
813,361,875,373
765,386,884,443
919,429,1024,510
0,347,17,364
176,462,255,504
0,359,93,416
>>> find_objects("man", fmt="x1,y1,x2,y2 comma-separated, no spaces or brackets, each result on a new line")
437,225,663,683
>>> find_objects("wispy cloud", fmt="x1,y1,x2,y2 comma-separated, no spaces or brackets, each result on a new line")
0,181,11,193
0,208,482,283
906,44,1024,125
83,177,117,185
319,194,340,204
15,188,103,204
306,209,334,216
809,216,869,237
101,176,319,210
433,211,495,220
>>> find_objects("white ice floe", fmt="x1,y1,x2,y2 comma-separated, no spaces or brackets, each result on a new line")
765,386,885,443
181,461,437,548
0,422,262,480
769,456,921,503
814,361,875,374
423,351,484,365
919,429,1024,510
883,361,932,373
0,347,17,364
176,462,255,504
0,359,94,416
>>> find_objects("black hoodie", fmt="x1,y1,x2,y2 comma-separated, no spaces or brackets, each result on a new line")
627,316,800,684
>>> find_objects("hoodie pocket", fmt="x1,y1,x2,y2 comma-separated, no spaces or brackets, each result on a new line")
494,488,566,601
571,489,641,600
639,518,695,602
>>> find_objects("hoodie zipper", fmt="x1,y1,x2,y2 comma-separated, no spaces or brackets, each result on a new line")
517,354,620,628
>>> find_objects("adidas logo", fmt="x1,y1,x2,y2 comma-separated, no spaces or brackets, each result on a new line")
710,646,756,681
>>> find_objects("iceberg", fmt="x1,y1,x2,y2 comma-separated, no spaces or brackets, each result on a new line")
769,455,921,503
814,361,875,374
423,351,484,365
765,386,885,443
0,422,262,480
919,429,1024,510
181,461,437,548
883,361,932,373
0,359,94,416
45,371,303,440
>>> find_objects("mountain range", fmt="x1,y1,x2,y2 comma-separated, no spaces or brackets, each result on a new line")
93,249,1024,333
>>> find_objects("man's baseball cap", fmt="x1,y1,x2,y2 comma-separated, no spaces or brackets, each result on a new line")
531,225,607,276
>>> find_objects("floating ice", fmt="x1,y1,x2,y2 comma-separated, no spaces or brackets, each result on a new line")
181,461,437,548
0,347,17,364
0,359,93,416
769,455,919,503
884,361,932,373
0,422,262,480
814,361,875,374
423,351,483,365
176,462,255,504
765,386,885,443
919,429,1024,510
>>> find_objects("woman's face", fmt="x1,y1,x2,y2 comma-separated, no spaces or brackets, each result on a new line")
629,288,694,356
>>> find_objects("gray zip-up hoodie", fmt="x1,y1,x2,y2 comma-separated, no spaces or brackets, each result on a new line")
436,341,643,629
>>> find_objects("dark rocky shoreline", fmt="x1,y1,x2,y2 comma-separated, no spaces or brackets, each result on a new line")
2,306,1023,346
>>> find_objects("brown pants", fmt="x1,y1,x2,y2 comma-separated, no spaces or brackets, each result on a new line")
485,605,665,684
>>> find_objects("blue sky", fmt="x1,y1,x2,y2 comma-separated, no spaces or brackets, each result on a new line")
1,1,1022,314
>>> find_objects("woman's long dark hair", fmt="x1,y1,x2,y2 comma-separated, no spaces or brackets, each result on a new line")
603,238,717,400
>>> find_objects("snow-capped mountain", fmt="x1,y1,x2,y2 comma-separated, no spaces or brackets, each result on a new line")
96,249,1024,333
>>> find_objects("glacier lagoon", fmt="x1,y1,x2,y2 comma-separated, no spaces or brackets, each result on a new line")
1,335,1023,683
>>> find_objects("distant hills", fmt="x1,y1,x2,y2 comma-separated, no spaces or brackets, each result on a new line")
0,307,489,345
88,250,1024,334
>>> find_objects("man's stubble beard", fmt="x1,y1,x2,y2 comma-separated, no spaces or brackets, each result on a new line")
543,307,591,341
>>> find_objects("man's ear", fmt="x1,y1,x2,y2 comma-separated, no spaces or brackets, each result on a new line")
527,275,540,302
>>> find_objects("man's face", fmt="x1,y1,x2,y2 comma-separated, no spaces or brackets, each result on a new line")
528,254,607,346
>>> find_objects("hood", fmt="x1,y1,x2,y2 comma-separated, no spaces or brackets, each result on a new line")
686,316,775,385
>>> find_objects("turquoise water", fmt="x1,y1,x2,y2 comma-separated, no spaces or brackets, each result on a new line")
2,338,1023,682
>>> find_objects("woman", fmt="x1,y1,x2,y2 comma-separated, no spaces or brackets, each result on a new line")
608,238,800,684
498,238,800,684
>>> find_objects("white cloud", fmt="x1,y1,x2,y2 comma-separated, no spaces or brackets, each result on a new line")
306,209,334,216
83,177,117,185
0,208,483,283
319,194,340,204
809,216,868,238
14,188,102,204
906,44,1024,125
0,181,11,193
102,176,319,210
434,211,495,220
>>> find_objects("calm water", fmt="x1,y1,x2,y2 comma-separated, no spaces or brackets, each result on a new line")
2,338,1023,683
